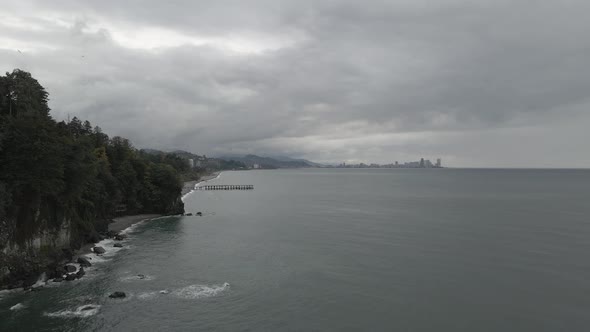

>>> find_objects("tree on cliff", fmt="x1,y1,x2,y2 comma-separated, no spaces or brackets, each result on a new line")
0,69,184,247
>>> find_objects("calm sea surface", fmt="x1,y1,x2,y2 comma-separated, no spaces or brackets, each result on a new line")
2,168,590,331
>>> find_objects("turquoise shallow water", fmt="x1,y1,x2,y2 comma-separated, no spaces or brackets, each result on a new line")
1,168,590,331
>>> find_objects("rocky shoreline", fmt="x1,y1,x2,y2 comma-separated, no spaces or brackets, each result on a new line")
1,172,222,292
108,214,162,233
0,214,163,292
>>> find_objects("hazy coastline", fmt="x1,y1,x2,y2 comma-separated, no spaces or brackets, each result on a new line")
181,171,221,198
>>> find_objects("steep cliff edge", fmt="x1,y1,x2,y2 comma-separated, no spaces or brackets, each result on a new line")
0,69,185,289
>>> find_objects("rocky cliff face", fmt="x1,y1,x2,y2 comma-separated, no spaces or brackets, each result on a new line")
0,214,73,289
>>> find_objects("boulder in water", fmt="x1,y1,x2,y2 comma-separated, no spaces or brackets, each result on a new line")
77,257,92,267
109,291,126,299
114,234,127,241
49,266,67,279
113,243,123,248
185,213,193,216
93,246,106,254
52,277,63,283
196,212,202,216
65,274,77,281
64,265,77,273
137,274,146,279
76,267,85,279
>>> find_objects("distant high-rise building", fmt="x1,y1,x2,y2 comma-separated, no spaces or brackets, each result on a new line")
436,158,442,167
395,161,398,166
420,158,425,168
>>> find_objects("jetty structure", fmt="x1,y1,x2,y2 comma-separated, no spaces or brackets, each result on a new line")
197,184,254,190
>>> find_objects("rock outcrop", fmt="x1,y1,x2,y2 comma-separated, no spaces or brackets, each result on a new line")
109,291,126,299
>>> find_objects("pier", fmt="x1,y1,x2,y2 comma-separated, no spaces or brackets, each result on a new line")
197,185,254,190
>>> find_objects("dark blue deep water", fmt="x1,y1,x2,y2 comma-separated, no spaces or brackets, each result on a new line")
2,168,590,331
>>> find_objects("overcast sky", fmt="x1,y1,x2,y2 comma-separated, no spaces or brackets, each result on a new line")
1,0,589,167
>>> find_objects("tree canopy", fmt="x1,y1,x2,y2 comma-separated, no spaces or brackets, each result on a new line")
0,69,184,245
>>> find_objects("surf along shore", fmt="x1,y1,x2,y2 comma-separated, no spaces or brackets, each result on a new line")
110,171,222,234
1,172,222,292
181,171,221,197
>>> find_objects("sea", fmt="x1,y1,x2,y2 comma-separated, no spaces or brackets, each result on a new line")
1,168,590,331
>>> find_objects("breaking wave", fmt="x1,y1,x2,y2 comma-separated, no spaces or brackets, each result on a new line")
120,274,155,282
9,303,26,311
44,304,101,318
136,283,230,301
172,282,230,299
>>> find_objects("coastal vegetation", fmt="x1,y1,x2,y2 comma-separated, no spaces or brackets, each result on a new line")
0,69,184,288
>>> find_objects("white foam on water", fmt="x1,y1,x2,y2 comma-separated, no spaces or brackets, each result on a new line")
44,304,101,318
183,172,223,201
119,219,149,235
172,282,230,299
30,272,49,289
182,189,196,202
120,274,155,282
137,291,158,300
83,238,130,265
195,173,222,188
136,289,172,300
9,303,26,311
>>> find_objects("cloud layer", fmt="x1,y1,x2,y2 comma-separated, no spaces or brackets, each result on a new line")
1,0,589,167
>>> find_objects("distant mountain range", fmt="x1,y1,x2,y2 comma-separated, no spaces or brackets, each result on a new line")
142,149,322,169
216,154,321,169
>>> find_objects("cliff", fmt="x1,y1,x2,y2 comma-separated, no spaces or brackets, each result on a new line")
0,69,185,289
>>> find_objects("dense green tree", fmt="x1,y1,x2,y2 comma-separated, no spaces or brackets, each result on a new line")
0,69,50,118
0,69,184,246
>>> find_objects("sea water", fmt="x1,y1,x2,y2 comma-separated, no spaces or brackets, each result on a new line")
1,168,590,331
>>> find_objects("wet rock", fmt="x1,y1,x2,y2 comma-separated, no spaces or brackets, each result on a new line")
114,234,127,241
109,291,126,299
52,277,63,282
65,274,77,281
81,305,95,311
113,243,123,248
185,213,193,216
76,267,85,279
77,257,92,267
107,230,118,238
49,267,67,279
137,274,146,279
196,212,202,216
64,265,77,273
93,247,106,255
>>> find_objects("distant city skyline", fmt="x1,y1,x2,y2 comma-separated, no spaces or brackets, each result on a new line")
331,158,442,169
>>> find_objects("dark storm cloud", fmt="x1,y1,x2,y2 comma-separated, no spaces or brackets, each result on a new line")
1,0,589,167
